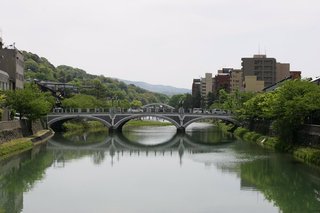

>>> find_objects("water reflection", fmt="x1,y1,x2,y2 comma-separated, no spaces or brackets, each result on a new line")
0,145,53,213
48,130,233,167
0,124,320,212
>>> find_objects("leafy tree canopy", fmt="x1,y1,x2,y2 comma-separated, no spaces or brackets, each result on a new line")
4,83,55,121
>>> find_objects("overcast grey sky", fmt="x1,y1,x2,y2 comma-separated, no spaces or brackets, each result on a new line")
1,0,319,88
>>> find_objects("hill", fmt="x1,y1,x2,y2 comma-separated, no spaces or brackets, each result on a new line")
22,51,168,104
120,80,191,96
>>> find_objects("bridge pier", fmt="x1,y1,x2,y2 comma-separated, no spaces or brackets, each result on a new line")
108,126,121,134
176,127,185,134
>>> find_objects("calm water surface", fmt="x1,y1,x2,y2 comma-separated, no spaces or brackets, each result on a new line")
1,123,320,213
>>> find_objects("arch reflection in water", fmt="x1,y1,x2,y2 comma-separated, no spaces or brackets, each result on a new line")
122,125,177,145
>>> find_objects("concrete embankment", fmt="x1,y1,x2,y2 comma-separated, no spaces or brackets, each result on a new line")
218,122,320,166
0,120,54,160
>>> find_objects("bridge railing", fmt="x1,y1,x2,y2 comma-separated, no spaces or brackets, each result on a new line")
51,108,180,114
51,108,233,115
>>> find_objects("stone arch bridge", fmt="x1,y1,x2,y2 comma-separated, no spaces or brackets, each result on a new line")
47,105,239,133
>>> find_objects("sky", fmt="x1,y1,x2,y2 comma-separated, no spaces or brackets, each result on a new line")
0,0,319,89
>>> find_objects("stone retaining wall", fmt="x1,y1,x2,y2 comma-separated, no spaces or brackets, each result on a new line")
0,120,21,131
0,121,23,144
298,124,320,148
0,119,46,144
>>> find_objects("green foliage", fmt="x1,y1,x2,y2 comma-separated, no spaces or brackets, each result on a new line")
168,94,185,108
130,100,142,108
0,94,5,105
233,126,281,150
234,127,249,138
293,148,320,165
4,83,54,121
63,120,105,131
270,80,320,142
237,92,275,123
0,94,5,120
0,140,33,158
209,89,255,114
124,120,173,127
168,93,201,109
61,94,105,108
243,132,262,142
238,80,320,143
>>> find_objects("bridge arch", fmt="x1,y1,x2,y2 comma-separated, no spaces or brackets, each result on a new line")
182,115,240,129
47,115,112,129
113,114,180,130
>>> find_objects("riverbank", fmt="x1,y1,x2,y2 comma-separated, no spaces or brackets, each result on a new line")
124,120,173,127
218,122,320,166
0,129,54,161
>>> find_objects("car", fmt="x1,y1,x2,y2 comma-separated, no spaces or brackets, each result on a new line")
192,108,202,113
128,108,143,113
211,109,226,115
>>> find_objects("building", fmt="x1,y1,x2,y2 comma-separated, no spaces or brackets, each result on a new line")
241,54,276,88
0,70,9,90
229,69,243,92
192,73,214,108
218,68,233,74
244,76,264,92
0,37,24,121
216,68,243,92
0,38,24,90
290,71,302,80
192,78,201,97
201,73,213,98
214,73,230,93
276,63,290,82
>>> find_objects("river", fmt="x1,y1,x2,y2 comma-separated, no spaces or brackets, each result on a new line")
0,123,320,213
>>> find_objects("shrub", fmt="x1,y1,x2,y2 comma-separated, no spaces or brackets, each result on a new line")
294,148,320,166
234,127,249,138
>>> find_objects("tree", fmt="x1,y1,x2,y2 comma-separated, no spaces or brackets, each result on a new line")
269,80,320,143
239,80,320,143
130,100,142,108
206,92,216,107
168,94,185,108
5,83,54,121
61,94,103,108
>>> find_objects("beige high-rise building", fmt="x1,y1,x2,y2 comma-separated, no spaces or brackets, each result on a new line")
201,73,213,97
244,76,264,92
230,69,243,92
276,63,290,82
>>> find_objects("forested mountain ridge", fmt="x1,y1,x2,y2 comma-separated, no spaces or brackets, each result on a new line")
120,79,191,96
22,51,168,104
